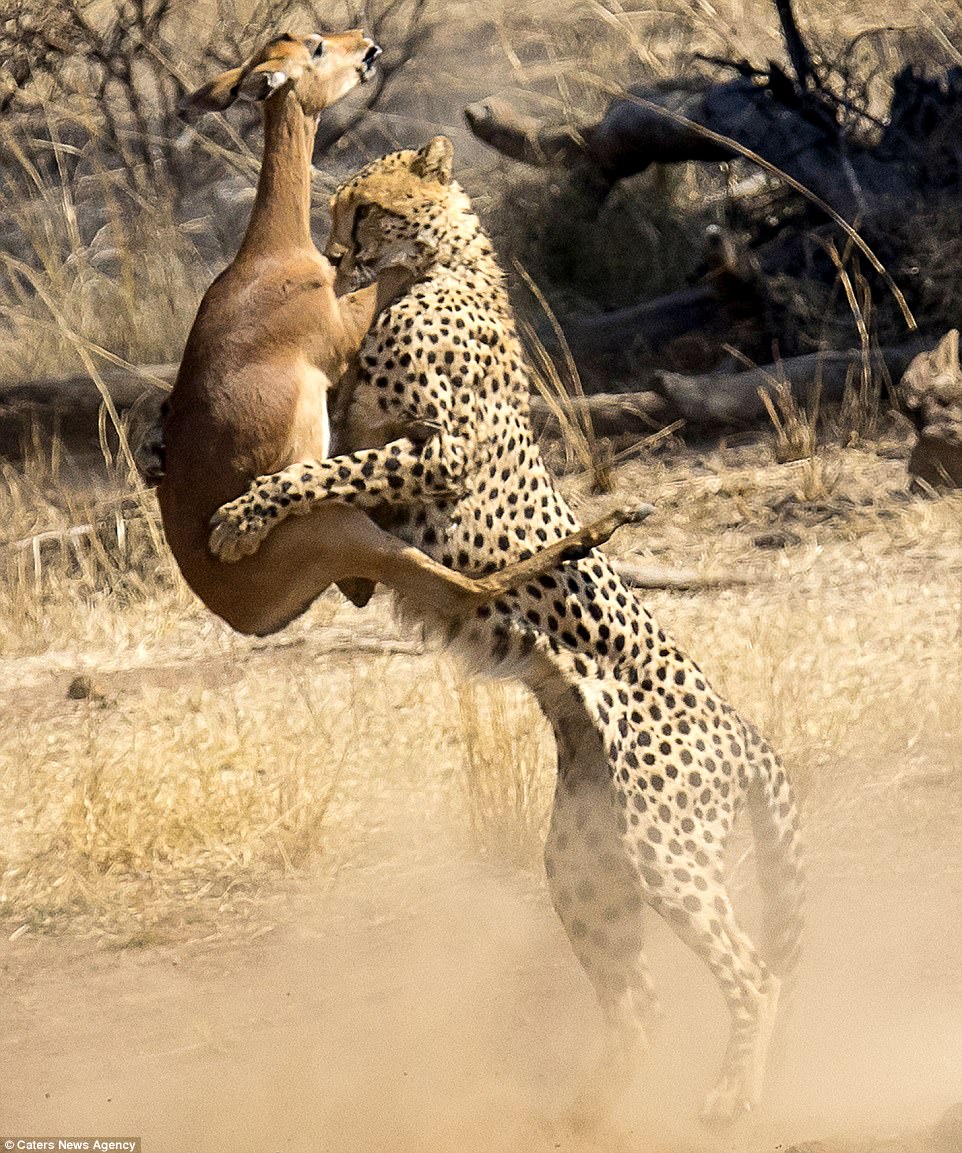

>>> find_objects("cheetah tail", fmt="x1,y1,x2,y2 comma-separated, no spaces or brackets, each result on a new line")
746,751,806,986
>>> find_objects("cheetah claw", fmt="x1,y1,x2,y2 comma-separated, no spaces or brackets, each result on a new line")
209,500,275,563
407,418,444,443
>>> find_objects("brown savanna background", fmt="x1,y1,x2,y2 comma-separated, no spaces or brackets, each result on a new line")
0,1,960,1150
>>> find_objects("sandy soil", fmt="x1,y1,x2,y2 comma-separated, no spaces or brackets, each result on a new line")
2,841,961,1153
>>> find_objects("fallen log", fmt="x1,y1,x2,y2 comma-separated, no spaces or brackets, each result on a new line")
464,0,832,193
466,0,960,395
529,390,669,438
559,227,772,382
0,364,171,461
466,71,916,222
465,0,960,225
0,339,941,471
0,364,172,410
651,342,933,426
531,341,938,434
561,285,721,380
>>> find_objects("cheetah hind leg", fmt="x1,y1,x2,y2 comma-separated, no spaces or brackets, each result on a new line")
565,973,663,1135
699,970,781,1126
649,885,781,1127
544,771,663,1134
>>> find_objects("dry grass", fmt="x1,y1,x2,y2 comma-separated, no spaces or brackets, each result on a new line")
0,438,171,657
0,599,542,942
0,429,959,944
0,169,206,381
3,0,959,378
457,679,554,871
759,378,819,465
0,677,345,936
0,429,554,939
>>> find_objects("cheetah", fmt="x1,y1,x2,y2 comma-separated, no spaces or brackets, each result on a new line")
209,136,805,1126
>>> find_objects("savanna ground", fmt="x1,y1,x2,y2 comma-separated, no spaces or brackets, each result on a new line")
1,1,961,1150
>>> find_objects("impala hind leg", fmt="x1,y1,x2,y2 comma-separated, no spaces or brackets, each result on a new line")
222,500,649,631
220,502,505,631
467,504,654,600
326,503,654,614
213,462,652,615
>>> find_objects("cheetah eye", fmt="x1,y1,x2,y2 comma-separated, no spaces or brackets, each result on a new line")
351,204,373,242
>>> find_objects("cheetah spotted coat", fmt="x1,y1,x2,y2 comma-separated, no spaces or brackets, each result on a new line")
210,137,805,1124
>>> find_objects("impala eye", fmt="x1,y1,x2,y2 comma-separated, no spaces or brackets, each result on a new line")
312,39,325,57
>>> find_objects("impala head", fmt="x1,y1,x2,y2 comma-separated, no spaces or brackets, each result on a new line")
182,31,381,120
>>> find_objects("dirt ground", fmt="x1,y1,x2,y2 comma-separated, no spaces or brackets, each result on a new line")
1,438,961,1152
2,837,961,1152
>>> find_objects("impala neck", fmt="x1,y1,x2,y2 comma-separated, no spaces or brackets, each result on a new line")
239,91,316,259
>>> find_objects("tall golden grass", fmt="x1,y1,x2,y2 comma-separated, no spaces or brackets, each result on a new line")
1,425,959,944
3,0,959,377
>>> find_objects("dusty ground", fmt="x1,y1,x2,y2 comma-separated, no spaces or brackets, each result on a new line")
1,435,961,1152
3,852,961,1153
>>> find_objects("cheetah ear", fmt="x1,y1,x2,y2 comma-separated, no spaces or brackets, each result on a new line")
411,136,454,184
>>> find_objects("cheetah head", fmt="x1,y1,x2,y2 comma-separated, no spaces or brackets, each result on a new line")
326,136,479,292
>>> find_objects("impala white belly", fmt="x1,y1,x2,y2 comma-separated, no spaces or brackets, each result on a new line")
288,360,332,461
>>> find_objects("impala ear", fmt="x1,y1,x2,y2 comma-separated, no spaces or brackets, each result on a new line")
180,65,245,117
238,61,291,102
410,136,454,184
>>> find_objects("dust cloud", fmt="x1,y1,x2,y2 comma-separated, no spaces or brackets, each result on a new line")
3,822,961,1153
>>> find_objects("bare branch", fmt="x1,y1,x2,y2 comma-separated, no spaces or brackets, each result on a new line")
773,0,816,90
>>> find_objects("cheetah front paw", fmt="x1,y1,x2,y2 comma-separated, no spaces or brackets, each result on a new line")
209,493,282,562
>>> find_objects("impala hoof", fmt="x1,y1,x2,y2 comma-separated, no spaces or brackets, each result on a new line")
621,502,656,526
